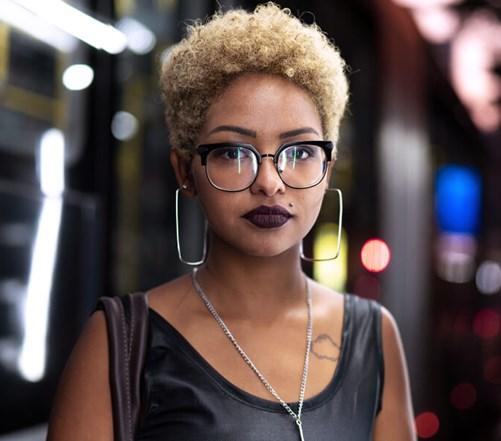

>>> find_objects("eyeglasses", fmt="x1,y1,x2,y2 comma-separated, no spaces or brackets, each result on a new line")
196,140,334,192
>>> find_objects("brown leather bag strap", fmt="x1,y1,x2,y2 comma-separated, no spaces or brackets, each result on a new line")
127,293,149,432
98,292,149,441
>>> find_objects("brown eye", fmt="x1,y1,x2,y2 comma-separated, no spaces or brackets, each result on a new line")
211,147,252,161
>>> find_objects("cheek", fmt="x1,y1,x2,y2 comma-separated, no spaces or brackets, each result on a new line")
298,190,325,234
197,186,241,231
191,165,246,234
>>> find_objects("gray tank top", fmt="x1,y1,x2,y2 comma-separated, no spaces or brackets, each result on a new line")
136,293,384,441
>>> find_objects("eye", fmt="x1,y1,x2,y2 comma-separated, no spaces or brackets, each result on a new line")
211,146,253,161
284,144,317,161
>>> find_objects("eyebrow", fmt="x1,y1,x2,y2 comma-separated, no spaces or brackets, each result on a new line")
208,125,256,137
207,125,320,139
279,127,320,139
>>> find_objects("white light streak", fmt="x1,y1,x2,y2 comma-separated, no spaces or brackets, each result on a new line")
18,197,63,382
12,0,127,54
18,128,66,381
0,1,77,52
39,129,65,197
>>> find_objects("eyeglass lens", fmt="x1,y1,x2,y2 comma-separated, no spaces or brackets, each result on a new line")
205,144,327,191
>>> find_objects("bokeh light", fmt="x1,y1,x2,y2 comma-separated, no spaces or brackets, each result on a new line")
62,64,94,91
360,239,391,273
111,111,139,141
451,11,501,132
117,17,157,55
392,0,461,7
436,233,476,283
472,308,501,339
435,165,482,235
415,411,440,438
313,223,348,292
476,261,501,295
450,382,477,410
412,6,460,44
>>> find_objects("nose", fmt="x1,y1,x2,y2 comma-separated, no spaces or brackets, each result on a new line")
249,155,286,196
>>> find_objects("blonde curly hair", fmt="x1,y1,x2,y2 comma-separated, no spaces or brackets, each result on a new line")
160,2,349,157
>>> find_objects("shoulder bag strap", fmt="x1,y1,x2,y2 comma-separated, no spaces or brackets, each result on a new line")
126,292,149,433
98,292,149,441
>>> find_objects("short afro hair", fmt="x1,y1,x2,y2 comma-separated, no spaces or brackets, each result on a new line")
160,2,349,157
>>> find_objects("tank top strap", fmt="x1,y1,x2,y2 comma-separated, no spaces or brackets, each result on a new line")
342,294,384,415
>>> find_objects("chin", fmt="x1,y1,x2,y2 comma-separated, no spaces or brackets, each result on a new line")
240,242,299,259
210,226,302,258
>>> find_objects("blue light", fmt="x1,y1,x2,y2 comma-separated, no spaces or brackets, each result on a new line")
435,165,482,234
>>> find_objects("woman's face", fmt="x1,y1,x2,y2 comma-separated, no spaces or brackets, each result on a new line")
174,72,331,259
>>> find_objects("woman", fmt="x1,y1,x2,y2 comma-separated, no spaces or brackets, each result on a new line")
47,3,415,440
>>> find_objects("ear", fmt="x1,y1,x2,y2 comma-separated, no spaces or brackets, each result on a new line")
170,149,197,197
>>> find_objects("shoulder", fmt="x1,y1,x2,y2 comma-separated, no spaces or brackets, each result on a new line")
373,305,417,440
308,278,345,322
376,305,408,383
308,278,344,309
47,310,113,441
378,305,406,360
146,273,203,328
147,272,193,305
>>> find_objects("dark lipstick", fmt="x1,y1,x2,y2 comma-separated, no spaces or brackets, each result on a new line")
242,205,292,229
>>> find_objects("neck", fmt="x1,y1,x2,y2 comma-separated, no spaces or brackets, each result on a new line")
195,234,307,323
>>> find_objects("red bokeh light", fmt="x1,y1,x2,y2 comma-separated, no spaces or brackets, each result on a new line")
360,239,391,273
450,382,476,410
472,308,501,339
415,411,440,439
484,356,501,384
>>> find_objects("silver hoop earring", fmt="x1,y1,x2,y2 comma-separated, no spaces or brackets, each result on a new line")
175,188,208,266
300,188,343,262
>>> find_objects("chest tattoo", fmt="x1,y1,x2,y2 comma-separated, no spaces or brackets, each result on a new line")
310,333,340,362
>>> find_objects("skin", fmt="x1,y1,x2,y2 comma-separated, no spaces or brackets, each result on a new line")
47,73,416,441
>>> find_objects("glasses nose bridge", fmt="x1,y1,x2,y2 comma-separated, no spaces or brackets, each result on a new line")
256,152,281,174
258,152,277,163
253,150,284,187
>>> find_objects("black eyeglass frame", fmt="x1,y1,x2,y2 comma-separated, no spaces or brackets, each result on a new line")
196,140,334,192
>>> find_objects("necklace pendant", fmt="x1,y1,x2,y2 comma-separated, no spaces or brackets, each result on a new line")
296,418,305,441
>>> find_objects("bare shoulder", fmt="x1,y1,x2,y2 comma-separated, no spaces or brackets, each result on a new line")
146,273,199,326
48,275,193,441
378,306,413,387
47,310,113,441
373,306,417,441
308,278,345,313
380,306,401,341
307,278,345,336
147,272,192,306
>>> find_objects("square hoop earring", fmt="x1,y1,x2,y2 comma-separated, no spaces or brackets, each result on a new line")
175,187,208,266
300,188,343,262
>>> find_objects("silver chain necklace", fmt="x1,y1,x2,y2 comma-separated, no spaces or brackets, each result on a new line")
191,268,312,441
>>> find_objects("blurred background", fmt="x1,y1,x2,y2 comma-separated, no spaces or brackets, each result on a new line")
0,0,500,439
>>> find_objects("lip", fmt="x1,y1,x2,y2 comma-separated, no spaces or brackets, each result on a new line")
242,205,292,229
